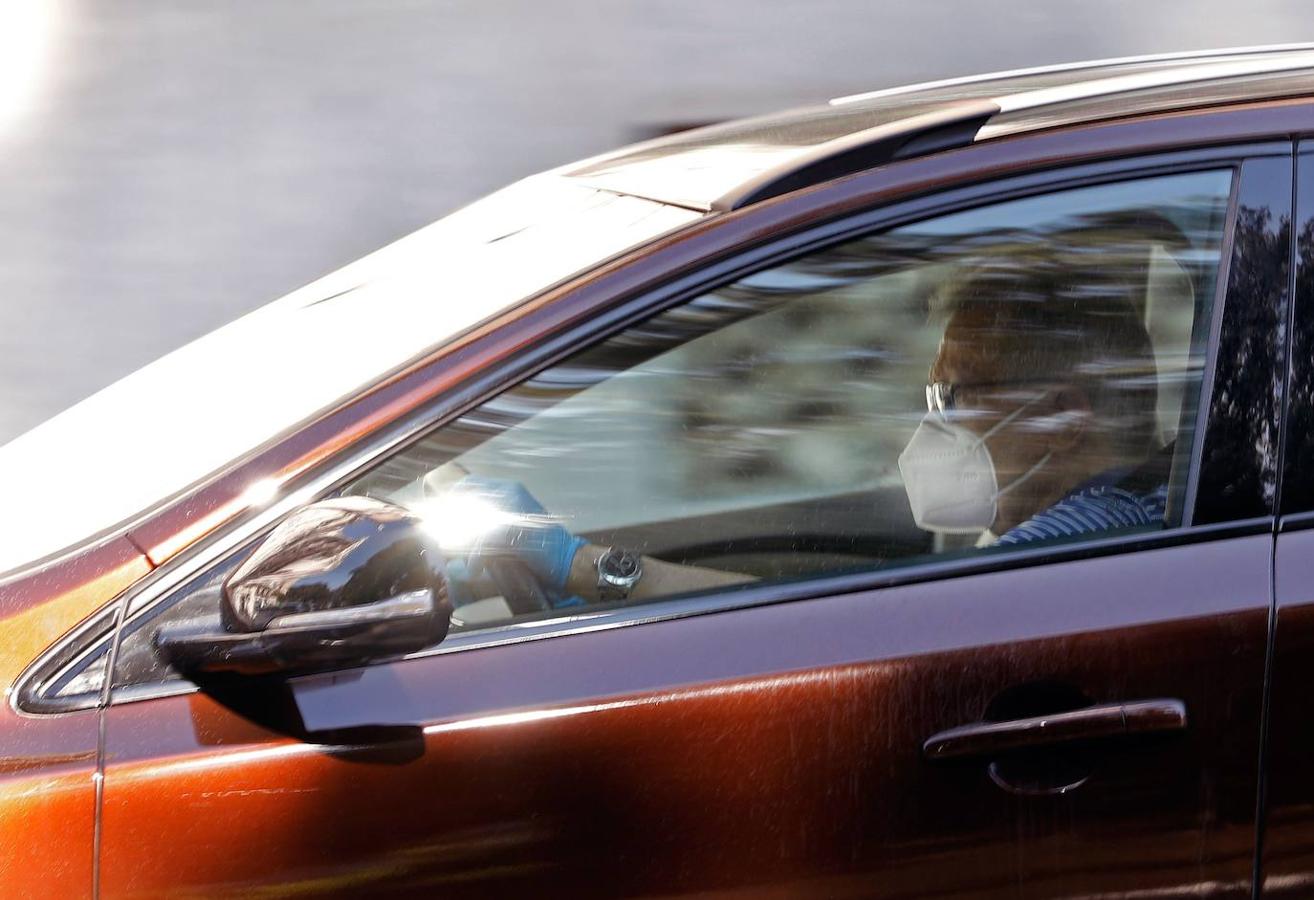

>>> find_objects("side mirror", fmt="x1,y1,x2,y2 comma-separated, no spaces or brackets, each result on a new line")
155,496,452,677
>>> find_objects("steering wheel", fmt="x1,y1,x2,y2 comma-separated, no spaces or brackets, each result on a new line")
481,558,553,615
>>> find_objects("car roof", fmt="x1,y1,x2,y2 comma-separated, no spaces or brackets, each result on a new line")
562,44,1314,212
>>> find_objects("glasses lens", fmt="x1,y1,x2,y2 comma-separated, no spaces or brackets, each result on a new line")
927,383,952,416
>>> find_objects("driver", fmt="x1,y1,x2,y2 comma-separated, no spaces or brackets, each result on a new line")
898,262,1165,545
440,261,1167,607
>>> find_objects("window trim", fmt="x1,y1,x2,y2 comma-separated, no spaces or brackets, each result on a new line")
1277,145,1314,519
13,142,1287,716
1177,163,1245,526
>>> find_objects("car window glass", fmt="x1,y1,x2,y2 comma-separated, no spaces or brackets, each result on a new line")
340,168,1233,631
101,167,1234,695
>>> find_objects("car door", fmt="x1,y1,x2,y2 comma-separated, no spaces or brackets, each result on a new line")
93,147,1288,898
1258,141,1314,895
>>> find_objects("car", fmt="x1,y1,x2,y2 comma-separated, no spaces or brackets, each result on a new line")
5,44,1314,898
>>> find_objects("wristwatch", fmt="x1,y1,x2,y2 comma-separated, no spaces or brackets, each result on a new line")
596,546,643,602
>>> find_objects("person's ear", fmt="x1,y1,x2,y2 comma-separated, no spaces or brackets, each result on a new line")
1040,385,1092,451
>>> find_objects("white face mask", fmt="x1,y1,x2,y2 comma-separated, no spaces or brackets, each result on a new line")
897,396,1054,534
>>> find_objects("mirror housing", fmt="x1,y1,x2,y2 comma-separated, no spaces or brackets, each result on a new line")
155,496,452,677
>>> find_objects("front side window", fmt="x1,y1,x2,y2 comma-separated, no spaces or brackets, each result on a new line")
338,168,1233,631
86,166,1235,699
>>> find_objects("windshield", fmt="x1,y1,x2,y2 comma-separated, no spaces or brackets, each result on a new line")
0,175,700,577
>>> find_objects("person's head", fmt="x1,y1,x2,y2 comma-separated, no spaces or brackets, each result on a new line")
901,256,1159,535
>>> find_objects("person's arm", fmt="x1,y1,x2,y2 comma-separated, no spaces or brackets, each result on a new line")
564,542,756,602
434,476,755,605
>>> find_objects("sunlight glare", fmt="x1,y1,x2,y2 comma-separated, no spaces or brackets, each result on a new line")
240,477,282,508
414,492,511,551
0,2,61,133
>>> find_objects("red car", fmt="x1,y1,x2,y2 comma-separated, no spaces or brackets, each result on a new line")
6,45,1314,898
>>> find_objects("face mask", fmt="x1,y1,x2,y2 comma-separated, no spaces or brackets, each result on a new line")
897,396,1054,534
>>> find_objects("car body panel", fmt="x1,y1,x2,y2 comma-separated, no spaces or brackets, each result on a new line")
1264,530,1314,896
0,744,99,899
100,537,1270,897
0,538,147,899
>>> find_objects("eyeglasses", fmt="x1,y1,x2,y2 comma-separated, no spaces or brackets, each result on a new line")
925,380,1054,417
925,382,960,417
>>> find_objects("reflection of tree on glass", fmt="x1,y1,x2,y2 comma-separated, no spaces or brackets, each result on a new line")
1197,200,1291,523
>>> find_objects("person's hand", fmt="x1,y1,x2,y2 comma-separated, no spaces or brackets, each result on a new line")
439,476,586,600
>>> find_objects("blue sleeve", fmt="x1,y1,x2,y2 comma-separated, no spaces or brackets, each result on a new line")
996,485,1168,547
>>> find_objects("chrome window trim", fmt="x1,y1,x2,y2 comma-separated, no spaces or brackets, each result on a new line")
14,143,1282,715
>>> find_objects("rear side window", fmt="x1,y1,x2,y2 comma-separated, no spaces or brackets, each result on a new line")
336,168,1233,631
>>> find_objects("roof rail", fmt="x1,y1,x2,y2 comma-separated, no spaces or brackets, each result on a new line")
566,45,1314,214
721,49,1314,210
830,43,1314,106
713,100,998,211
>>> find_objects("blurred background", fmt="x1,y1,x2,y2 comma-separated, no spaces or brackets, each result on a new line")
0,0,1309,445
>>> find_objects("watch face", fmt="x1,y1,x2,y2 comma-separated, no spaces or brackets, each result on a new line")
599,548,642,585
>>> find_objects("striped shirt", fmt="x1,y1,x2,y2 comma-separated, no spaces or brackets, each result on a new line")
995,473,1169,547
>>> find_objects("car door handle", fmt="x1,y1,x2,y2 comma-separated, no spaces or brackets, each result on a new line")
922,698,1187,761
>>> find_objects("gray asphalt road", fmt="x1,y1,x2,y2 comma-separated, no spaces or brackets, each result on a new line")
0,0,1308,444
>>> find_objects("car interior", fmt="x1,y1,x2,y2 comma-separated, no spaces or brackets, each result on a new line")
356,209,1214,629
